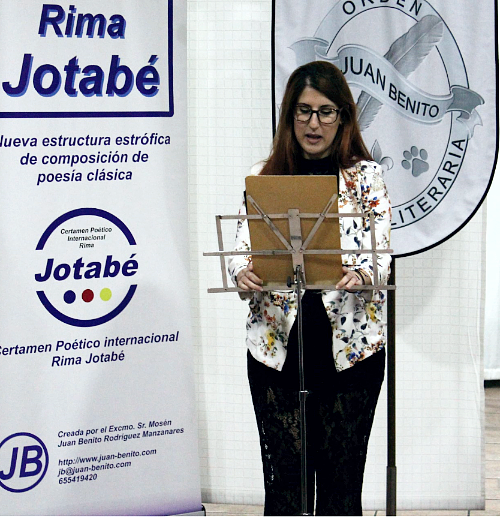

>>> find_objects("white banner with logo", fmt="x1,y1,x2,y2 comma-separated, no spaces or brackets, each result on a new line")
274,0,494,510
274,0,497,256
0,1,202,515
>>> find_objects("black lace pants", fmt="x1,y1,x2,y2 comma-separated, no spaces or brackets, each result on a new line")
248,292,385,516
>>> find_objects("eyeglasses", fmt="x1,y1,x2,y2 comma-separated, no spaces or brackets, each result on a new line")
294,104,341,124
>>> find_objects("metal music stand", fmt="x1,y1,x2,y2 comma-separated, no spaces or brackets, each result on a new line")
204,176,395,516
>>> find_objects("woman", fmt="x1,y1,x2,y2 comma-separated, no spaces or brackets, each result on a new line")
228,61,391,515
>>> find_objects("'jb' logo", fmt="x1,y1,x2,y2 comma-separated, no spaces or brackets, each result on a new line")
0,433,49,492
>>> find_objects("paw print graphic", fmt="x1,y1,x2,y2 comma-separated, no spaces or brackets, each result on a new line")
402,146,429,177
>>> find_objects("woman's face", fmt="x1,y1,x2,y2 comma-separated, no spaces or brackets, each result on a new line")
293,86,341,160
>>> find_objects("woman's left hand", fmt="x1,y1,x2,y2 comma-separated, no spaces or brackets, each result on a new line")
335,266,363,290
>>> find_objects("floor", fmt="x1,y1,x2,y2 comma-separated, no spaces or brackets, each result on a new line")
202,382,500,516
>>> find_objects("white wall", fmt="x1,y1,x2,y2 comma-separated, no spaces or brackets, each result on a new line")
187,0,484,509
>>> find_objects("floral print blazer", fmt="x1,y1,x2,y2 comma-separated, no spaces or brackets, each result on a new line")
228,160,392,372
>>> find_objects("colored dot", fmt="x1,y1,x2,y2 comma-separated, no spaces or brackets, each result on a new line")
100,288,112,301
82,289,94,303
64,291,76,304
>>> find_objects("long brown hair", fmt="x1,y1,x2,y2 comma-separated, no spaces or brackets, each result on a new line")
260,61,372,176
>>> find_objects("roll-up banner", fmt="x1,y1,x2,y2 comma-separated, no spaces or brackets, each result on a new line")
273,0,497,257
0,2,202,515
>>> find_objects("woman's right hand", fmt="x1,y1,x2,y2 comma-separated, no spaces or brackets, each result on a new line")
236,262,263,292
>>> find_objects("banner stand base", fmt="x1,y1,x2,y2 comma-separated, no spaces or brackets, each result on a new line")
175,506,206,516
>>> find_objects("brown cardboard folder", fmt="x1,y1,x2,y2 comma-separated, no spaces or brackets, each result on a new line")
245,175,343,288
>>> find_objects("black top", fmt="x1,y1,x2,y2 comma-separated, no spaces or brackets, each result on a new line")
296,154,339,179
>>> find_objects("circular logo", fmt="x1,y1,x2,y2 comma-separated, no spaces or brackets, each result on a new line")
35,208,138,327
281,0,494,256
0,433,49,493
